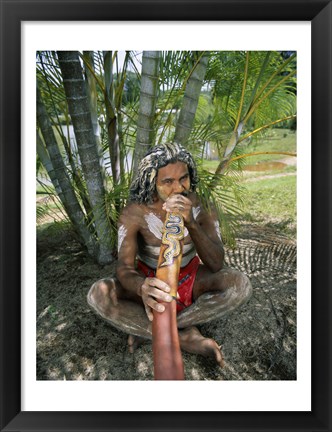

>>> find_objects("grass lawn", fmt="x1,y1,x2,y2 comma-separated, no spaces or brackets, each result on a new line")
202,128,296,171
241,128,296,164
239,174,296,237
200,128,297,238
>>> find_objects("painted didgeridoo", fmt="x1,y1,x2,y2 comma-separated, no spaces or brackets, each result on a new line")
152,212,185,380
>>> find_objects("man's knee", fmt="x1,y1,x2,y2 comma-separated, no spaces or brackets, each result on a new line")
87,277,118,309
218,268,252,304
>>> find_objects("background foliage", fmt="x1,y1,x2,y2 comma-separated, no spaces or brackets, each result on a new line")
37,50,296,264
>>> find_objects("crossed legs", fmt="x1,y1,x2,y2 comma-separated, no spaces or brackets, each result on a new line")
87,267,252,367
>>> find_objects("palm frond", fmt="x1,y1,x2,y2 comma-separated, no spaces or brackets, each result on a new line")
196,167,246,246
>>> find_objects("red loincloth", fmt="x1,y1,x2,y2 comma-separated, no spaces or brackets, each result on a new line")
137,256,200,313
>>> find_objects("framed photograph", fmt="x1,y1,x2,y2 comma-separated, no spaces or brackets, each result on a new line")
1,0,331,431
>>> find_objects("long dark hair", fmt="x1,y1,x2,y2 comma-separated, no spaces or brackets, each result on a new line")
130,142,199,204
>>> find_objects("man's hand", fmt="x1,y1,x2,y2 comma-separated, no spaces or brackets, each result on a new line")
140,277,173,321
162,194,193,225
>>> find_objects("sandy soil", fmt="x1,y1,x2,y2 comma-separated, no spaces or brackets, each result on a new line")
37,221,296,381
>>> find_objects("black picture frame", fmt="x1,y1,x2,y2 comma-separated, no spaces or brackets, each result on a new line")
1,0,331,431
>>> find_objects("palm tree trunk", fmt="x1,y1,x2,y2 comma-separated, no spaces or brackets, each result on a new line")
57,50,114,265
133,51,161,176
57,126,94,224
37,132,62,197
174,52,209,146
83,51,106,184
103,51,121,186
37,85,97,256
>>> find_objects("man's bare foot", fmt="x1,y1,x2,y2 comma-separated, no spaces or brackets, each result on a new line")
179,326,225,368
127,334,149,354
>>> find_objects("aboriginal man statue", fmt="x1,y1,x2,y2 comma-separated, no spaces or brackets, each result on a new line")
88,142,252,367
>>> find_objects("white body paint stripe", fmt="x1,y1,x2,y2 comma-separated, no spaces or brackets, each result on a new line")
145,212,190,238
118,225,127,252
215,221,222,240
144,213,163,239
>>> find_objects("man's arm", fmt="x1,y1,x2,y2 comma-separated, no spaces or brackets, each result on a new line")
116,205,144,296
116,204,173,320
163,195,224,272
186,207,224,272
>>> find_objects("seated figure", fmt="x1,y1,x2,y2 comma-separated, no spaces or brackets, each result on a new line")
88,142,252,367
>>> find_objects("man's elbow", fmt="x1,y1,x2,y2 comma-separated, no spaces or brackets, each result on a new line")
116,262,135,283
211,262,224,273
116,263,125,283
211,251,225,272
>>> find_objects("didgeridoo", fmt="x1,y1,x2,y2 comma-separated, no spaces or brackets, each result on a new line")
152,211,185,380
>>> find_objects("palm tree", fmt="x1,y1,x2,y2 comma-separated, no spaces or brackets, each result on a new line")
37,85,97,256
132,51,161,176
207,51,296,179
36,49,297,260
57,51,114,264
174,52,209,146
200,51,297,241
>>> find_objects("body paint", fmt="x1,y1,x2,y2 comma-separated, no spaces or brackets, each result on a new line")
144,213,163,240
192,206,201,220
145,212,189,239
118,225,127,252
214,220,222,241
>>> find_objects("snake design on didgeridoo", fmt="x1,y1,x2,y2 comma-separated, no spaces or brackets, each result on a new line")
159,213,184,267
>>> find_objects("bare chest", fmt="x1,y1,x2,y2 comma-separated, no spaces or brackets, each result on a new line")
137,210,199,268
140,211,191,245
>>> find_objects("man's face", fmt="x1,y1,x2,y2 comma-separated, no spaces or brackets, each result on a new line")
156,161,191,202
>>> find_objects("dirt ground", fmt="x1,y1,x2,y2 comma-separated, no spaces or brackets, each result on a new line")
37,220,296,381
